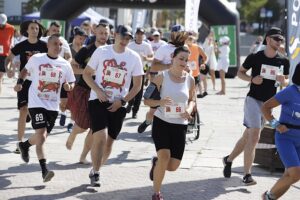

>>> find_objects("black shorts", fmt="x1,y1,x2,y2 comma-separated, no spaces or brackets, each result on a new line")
88,100,127,139
194,75,200,85
200,64,209,75
17,80,31,109
28,107,58,133
152,116,187,160
0,56,6,73
60,86,68,98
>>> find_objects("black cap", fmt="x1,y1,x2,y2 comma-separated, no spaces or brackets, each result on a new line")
263,27,284,45
73,27,88,37
116,25,133,39
171,24,185,32
136,27,145,34
99,19,109,25
293,63,300,85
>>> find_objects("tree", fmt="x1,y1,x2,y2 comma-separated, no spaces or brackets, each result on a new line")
239,0,268,22
26,0,46,12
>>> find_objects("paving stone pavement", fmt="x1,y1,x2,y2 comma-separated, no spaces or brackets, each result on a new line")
0,76,299,200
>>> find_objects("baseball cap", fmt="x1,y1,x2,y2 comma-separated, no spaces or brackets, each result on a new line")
263,27,284,45
73,27,88,37
0,13,7,25
171,24,185,32
116,25,133,39
152,31,160,36
136,27,145,34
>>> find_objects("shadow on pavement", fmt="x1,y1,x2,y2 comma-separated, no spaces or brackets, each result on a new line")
106,150,150,165
7,177,251,200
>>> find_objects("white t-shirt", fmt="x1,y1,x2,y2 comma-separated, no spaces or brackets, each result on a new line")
87,45,144,102
154,43,176,64
128,41,153,65
25,53,75,111
218,45,230,59
150,40,167,53
40,36,71,58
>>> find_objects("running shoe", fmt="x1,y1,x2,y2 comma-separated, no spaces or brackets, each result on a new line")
138,120,150,133
14,144,20,154
222,155,232,178
262,191,275,200
152,192,163,200
149,157,158,181
242,174,257,186
59,114,66,126
67,123,73,133
43,170,55,182
18,142,29,163
89,172,100,187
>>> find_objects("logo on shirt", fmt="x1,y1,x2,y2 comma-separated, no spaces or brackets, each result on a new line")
38,63,62,94
101,58,127,90
25,51,41,61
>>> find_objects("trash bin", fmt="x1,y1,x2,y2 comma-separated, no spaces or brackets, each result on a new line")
254,126,284,172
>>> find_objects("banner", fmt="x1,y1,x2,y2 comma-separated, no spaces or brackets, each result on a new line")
185,0,201,32
132,9,147,34
211,25,237,67
287,0,300,79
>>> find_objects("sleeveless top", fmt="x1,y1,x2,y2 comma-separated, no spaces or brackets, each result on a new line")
154,70,193,125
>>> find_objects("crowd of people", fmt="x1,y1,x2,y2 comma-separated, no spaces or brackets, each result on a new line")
1,11,300,200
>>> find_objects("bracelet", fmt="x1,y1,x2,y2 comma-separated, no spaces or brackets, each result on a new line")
270,118,280,129
17,78,24,85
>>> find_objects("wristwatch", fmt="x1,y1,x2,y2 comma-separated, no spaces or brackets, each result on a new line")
120,99,126,106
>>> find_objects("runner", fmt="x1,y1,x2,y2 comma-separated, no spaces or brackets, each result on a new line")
138,24,189,133
66,26,88,132
222,27,289,186
15,34,75,182
261,63,300,200
127,27,154,118
5,20,48,154
143,46,195,200
185,32,207,98
0,13,14,95
65,22,110,164
83,25,144,187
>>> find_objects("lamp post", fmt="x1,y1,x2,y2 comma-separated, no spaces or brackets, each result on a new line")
260,7,266,34
266,10,273,29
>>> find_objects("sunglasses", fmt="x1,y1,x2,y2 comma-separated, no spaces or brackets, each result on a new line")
270,36,283,42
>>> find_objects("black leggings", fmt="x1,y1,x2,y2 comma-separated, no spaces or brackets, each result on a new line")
152,116,187,160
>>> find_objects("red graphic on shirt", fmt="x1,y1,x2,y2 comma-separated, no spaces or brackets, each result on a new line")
37,63,62,94
101,59,127,91
25,51,41,61
270,69,276,75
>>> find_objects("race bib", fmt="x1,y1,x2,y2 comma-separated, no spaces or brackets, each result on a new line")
188,61,197,70
260,64,279,81
104,67,126,85
164,103,185,118
39,67,60,83
0,45,3,54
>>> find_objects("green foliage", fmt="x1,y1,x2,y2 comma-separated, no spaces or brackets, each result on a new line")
26,0,46,12
239,0,282,23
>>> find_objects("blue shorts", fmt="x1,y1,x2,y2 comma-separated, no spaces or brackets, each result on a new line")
275,129,300,168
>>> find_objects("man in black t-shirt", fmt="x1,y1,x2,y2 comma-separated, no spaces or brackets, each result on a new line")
65,22,110,164
222,27,290,185
5,20,47,154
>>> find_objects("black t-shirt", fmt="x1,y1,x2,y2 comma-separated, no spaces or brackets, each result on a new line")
11,40,48,71
75,43,97,89
243,50,290,102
